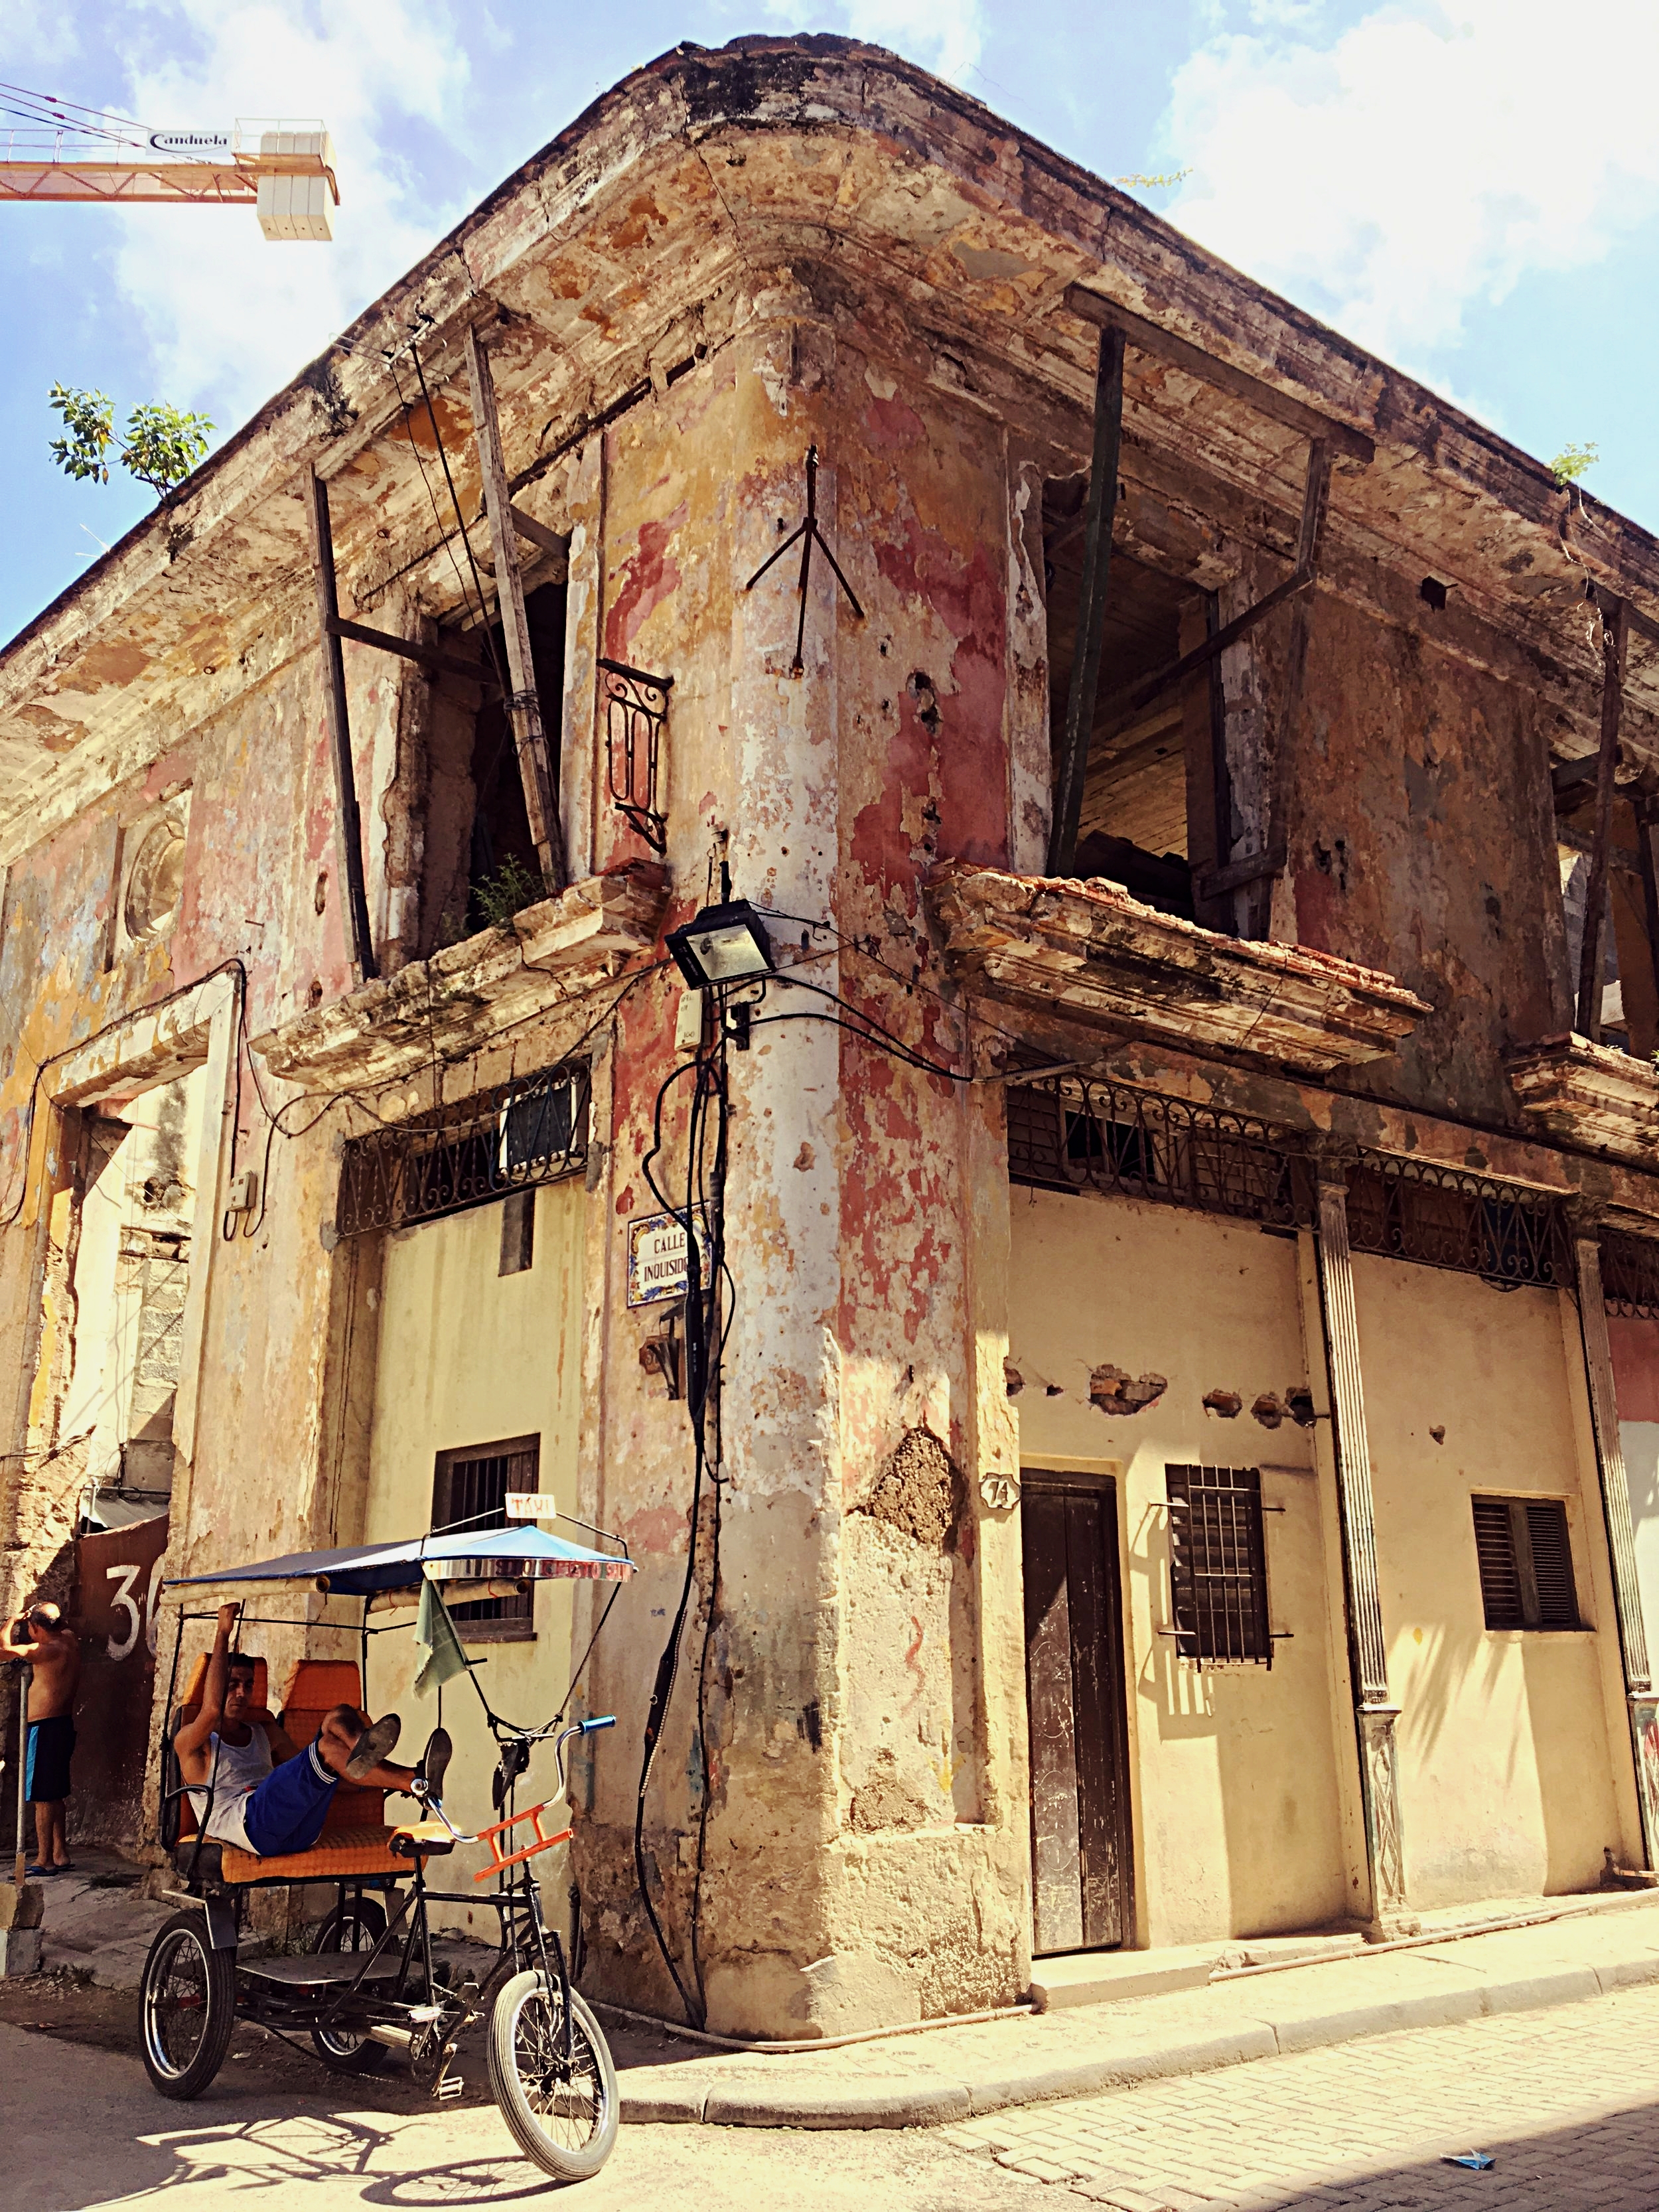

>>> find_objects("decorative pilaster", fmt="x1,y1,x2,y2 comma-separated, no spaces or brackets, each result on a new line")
1311,1149,1415,1935
1570,1228,1659,1868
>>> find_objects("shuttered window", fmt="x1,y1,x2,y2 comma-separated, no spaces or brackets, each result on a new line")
1166,1465,1271,1667
1472,1497,1579,1632
432,1436,540,1641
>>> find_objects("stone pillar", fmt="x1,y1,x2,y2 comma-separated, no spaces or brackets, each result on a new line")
1569,1227,1659,1868
1309,1149,1416,1937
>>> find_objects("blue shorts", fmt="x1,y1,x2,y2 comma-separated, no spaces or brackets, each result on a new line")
242,1739,339,1857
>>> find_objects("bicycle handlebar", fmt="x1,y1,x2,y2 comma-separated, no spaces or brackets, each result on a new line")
580,1715,616,1734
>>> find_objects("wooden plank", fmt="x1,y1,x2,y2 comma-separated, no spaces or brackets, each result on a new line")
1063,285,1375,464
508,503,569,569
1263,440,1333,913
1023,1488,1085,1954
327,617,491,686
303,470,377,986
1100,566,1313,733
1577,598,1628,1040
1194,844,1287,900
465,325,565,893
1048,325,1126,878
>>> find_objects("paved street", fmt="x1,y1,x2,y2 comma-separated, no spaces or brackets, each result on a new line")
11,1980,1659,2209
943,1980,1659,2210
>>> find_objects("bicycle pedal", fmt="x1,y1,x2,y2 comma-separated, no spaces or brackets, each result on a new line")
435,2071,463,2102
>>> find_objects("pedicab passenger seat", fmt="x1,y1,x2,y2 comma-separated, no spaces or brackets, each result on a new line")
169,1654,427,1885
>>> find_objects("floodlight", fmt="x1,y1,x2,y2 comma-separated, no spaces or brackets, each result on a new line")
666,900,775,988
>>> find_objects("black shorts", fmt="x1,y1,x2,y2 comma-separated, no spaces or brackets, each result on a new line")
25,1714,75,1803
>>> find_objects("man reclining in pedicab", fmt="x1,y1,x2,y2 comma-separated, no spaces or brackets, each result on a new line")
177,1603,447,1858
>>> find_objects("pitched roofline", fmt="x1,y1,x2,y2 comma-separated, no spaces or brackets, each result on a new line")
0,31,1644,680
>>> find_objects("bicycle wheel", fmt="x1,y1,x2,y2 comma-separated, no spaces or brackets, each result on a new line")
140,1909,237,2099
487,1969,619,2181
310,1895,392,2071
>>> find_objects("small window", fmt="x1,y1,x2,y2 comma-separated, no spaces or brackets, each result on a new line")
432,1435,540,1641
1473,1497,1579,1631
1166,1464,1271,1667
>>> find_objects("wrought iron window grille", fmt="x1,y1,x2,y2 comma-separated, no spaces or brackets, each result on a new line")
1601,1227,1659,1317
1343,1155,1568,1291
1165,1464,1273,1668
599,657,670,854
1007,1076,1569,1291
336,1061,589,1238
432,1437,540,1640
1006,1076,1314,1228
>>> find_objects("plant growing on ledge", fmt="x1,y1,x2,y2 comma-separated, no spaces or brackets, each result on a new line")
472,853,549,931
1551,441,1599,486
48,384,214,502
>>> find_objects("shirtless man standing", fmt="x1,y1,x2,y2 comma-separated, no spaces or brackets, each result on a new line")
4,1599,82,1875
174,1605,441,1860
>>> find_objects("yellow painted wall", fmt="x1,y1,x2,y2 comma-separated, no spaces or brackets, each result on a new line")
362,1178,586,1934
1010,1189,1349,1948
1354,1255,1627,1905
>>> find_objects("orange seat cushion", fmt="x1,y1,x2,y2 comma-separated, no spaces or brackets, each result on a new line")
277,1659,392,1839
219,1826,423,1883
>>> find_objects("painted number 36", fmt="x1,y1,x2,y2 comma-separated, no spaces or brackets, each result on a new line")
106,1559,166,1663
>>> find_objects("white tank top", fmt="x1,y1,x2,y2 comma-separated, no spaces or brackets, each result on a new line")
188,1727,273,1846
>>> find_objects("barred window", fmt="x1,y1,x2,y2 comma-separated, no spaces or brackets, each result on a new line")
336,1063,588,1238
1472,1498,1579,1632
1166,1465,1271,1667
432,1436,540,1641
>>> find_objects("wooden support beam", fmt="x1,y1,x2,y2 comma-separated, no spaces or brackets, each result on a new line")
1063,285,1375,465
1577,596,1628,1039
1100,565,1313,735
464,325,565,893
1262,439,1333,927
326,617,495,686
507,503,569,566
1048,325,1125,879
1638,800,1659,1031
303,470,377,986
1193,844,1287,901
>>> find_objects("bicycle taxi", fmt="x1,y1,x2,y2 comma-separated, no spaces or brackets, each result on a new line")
142,1521,634,2184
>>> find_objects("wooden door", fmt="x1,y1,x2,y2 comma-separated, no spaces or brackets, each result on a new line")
1023,1477,1132,1954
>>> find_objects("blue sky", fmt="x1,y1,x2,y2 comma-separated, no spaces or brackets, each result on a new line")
3,0,1657,646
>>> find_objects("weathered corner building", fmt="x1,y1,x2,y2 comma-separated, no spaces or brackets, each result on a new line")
7,34,1659,2033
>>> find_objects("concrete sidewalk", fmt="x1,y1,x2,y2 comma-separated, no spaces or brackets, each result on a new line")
607,1891,1659,2130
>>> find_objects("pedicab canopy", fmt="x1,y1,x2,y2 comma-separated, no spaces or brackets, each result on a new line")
164,1524,634,1597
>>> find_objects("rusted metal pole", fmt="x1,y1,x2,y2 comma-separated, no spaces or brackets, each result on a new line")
1576,595,1628,1040
1048,325,1125,879
304,469,377,986
464,325,565,895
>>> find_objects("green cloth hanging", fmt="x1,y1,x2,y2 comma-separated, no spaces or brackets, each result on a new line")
414,1574,468,1698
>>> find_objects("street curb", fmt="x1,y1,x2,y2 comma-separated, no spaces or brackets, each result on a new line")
615,1947,1659,2130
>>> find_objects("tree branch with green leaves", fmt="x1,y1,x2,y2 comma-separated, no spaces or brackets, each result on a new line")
48,384,214,502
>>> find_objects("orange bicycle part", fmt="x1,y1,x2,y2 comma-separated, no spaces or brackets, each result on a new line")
471,1799,574,1881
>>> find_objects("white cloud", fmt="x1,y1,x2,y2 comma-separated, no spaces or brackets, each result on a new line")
759,0,985,86
100,0,472,430
1161,0,1659,374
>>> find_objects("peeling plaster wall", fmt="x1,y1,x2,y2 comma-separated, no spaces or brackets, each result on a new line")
1275,592,1567,1124
1011,1188,1350,1947
1355,1255,1634,1903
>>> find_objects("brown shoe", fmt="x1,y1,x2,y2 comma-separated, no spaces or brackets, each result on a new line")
344,1713,401,1781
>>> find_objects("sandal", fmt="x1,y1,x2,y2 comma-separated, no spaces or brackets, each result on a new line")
417,1727,453,1805
25,1862,57,1878
344,1712,402,1781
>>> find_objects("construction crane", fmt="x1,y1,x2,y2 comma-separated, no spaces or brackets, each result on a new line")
0,83,338,241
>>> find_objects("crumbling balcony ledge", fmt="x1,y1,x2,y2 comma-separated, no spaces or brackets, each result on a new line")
924,861,1430,1078
1504,1033,1659,1167
252,861,667,1092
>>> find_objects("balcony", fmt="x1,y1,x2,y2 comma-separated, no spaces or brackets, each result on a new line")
924,862,1429,1078
253,861,666,1092
1504,1033,1659,1168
